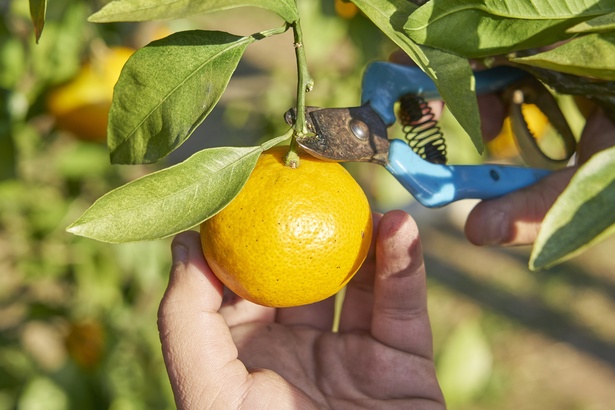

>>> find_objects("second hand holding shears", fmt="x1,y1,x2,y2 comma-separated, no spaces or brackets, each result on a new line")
285,62,577,208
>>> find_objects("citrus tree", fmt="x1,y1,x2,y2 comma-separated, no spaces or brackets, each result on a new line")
29,0,613,269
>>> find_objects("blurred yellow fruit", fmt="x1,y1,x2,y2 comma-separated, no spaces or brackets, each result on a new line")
200,146,373,307
47,46,134,142
487,103,549,159
65,320,105,370
335,0,359,19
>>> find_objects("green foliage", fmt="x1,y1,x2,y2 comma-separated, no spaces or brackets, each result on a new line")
568,11,615,32
29,0,47,43
531,146,615,269
108,30,258,164
405,0,615,58
511,32,615,80
89,0,299,24
69,135,289,243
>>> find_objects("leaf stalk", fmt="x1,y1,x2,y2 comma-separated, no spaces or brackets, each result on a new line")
284,18,313,168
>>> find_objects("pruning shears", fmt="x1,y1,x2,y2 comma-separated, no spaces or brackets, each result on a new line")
285,62,577,208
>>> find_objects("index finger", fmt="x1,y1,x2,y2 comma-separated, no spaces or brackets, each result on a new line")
370,211,434,358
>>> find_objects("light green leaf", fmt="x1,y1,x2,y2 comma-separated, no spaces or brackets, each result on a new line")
351,0,483,152
108,30,253,165
568,12,615,33
67,135,290,243
405,0,615,58
437,320,492,406
29,0,46,43
512,32,615,81
89,0,298,24
530,146,615,270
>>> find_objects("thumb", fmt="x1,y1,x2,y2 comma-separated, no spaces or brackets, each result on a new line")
158,231,247,409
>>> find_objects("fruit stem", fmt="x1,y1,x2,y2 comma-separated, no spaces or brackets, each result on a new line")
284,18,314,168
284,138,301,168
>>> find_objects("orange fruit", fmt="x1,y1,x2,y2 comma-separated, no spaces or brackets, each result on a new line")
487,103,549,159
200,146,373,307
47,46,134,142
65,320,105,370
335,0,359,19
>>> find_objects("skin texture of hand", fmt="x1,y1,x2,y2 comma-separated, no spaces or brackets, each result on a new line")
158,210,445,409
465,109,615,246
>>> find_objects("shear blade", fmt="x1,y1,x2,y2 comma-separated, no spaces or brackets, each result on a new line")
284,105,390,165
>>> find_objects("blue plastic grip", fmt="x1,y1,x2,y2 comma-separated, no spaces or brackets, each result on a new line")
361,62,528,126
385,140,551,207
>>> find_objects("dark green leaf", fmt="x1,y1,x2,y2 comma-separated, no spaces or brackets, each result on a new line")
512,32,615,81
568,11,615,33
67,135,289,243
351,0,483,152
29,0,46,43
405,0,615,58
530,146,615,270
108,30,253,165
89,0,298,24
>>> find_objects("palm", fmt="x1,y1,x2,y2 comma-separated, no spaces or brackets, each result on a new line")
229,321,442,409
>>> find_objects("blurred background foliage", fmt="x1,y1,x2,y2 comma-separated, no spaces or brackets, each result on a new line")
1,0,615,409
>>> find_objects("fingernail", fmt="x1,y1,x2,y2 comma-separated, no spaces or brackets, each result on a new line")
171,240,189,263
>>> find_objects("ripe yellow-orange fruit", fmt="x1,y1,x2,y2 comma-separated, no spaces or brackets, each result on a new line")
47,46,134,142
335,0,359,19
200,146,373,307
487,103,549,159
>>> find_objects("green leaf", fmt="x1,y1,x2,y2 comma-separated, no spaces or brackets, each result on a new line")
67,135,290,243
530,146,615,270
405,0,615,58
568,11,615,33
89,0,298,24
351,0,483,152
512,32,615,81
29,0,46,43
108,30,253,165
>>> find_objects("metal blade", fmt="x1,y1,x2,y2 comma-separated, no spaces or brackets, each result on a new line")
284,105,390,165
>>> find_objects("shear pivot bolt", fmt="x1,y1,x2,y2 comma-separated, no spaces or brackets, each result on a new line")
349,119,369,140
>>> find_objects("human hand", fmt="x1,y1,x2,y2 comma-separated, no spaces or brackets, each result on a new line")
158,210,444,409
465,108,615,246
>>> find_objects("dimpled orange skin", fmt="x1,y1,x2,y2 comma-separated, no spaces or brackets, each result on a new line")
200,146,373,308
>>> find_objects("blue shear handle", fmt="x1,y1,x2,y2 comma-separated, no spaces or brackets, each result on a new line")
361,62,528,126
385,140,551,208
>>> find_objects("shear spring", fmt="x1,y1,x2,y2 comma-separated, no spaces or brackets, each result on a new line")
398,94,447,164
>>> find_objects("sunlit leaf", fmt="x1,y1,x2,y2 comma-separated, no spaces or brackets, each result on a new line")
568,12,615,33
29,0,46,43
89,0,298,24
405,0,615,58
512,32,615,80
108,30,253,165
67,135,289,243
351,0,483,152
530,146,615,270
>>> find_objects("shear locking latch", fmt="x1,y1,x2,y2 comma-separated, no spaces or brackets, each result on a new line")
505,76,577,170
